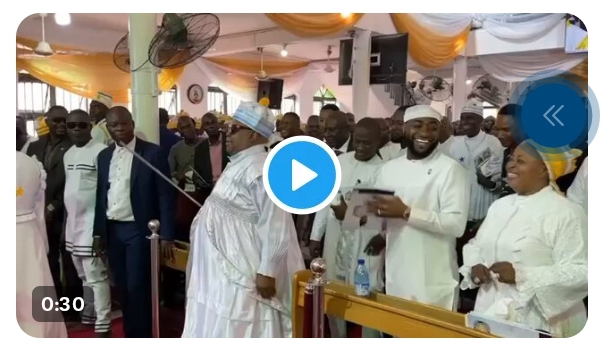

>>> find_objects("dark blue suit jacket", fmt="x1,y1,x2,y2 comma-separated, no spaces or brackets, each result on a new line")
93,138,176,243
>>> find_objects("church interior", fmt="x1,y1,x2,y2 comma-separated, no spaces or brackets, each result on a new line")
15,12,589,339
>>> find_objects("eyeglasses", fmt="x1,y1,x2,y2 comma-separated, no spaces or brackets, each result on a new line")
66,122,91,129
228,125,252,136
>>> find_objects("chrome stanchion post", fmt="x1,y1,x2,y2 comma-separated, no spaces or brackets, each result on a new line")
147,219,161,338
310,258,327,338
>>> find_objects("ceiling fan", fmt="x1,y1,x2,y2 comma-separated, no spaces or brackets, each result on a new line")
255,47,271,81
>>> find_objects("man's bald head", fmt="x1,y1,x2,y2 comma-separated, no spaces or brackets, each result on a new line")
326,111,349,128
280,112,302,139
324,111,350,150
106,106,135,144
305,115,323,140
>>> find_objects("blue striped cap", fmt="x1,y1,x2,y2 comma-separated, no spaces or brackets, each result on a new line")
233,101,275,139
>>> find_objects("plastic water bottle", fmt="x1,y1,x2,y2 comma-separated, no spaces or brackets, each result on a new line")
354,259,370,297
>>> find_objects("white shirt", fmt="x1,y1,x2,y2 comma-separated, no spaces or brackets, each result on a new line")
20,136,37,153
338,135,351,154
567,157,587,214
449,131,504,221
460,186,587,337
437,136,457,157
106,137,136,221
64,140,107,255
379,142,402,161
376,151,469,310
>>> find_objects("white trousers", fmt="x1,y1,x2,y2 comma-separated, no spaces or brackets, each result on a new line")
71,255,112,333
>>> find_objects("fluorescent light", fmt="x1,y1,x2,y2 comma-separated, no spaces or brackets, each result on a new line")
466,79,473,85
55,13,71,26
341,13,352,19
280,44,288,57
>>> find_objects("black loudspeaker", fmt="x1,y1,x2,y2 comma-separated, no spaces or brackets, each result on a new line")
257,78,284,110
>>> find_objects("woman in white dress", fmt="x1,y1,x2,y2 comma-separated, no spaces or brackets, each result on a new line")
16,151,67,338
460,143,587,337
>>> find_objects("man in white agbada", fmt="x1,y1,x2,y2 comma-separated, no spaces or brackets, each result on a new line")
449,100,504,224
460,143,587,337
63,110,112,336
366,105,469,310
309,118,385,337
448,101,504,275
183,101,305,338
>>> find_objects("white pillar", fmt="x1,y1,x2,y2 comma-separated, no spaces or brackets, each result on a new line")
16,71,19,116
129,14,159,144
351,29,371,120
451,56,468,122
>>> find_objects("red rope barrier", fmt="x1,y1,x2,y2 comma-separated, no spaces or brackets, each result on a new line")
302,283,314,338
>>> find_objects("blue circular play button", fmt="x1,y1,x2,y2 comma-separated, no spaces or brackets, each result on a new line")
263,136,342,215
510,73,599,153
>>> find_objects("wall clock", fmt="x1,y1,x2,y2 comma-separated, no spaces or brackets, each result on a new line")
187,84,204,104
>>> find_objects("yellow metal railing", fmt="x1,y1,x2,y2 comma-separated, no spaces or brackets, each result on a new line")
292,270,495,338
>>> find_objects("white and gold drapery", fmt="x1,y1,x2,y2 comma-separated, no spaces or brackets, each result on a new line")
478,50,587,82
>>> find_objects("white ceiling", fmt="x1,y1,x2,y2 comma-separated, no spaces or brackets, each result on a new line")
16,13,485,76
19,13,278,37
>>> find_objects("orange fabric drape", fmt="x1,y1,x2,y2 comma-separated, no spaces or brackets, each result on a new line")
16,37,184,103
206,56,309,75
200,54,310,99
390,13,470,69
266,13,364,38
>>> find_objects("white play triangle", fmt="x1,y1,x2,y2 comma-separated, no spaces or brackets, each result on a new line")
291,159,318,191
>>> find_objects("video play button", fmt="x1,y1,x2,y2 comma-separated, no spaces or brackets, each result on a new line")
291,160,318,191
263,136,342,215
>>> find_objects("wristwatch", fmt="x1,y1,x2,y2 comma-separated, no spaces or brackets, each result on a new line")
46,204,55,212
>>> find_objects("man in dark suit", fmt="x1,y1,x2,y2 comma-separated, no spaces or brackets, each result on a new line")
27,106,80,316
324,111,353,154
93,106,175,338
192,112,230,197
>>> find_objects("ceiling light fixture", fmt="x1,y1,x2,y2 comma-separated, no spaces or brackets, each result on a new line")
465,79,473,85
280,44,288,57
340,13,352,19
55,13,71,26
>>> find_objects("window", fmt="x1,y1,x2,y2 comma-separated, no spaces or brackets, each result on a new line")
312,86,337,115
55,87,91,112
17,73,53,137
482,101,498,118
207,86,297,117
159,86,178,115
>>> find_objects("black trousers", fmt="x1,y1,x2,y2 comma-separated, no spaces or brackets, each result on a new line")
107,220,152,338
457,221,480,314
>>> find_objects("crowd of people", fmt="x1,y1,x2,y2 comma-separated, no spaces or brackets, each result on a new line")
16,91,588,338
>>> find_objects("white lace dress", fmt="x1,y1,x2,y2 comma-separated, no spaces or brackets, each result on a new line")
16,151,67,338
460,186,587,337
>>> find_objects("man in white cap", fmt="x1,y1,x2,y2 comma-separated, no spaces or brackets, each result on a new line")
90,92,114,145
365,105,469,312
447,101,504,260
447,100,503,312
182,101,305,338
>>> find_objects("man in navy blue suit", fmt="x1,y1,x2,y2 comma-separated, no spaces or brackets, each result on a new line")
93,106,175,338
